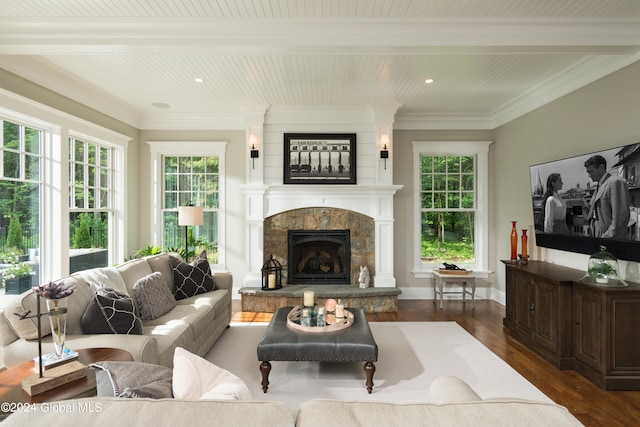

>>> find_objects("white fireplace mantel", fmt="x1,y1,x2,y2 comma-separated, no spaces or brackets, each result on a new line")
242,184,403,288
263,184,402,218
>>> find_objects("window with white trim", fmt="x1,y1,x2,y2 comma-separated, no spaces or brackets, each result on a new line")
68,137,114,272
163,155,219,263
148,141,226,268
412,141,491,275
0,119,42,291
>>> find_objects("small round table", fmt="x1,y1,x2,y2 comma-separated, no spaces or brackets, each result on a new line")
0,348,133,419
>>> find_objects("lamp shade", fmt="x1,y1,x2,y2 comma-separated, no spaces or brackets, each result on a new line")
178,206,204,226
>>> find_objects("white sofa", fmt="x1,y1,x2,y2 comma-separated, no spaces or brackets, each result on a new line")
1,376,583,426
0,253,232,368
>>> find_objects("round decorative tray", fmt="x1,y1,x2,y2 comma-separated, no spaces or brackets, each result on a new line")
286,305,354,333
579,275,628,287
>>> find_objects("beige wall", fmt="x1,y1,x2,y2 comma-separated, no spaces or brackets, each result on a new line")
392,130,494,297
492,60,640,293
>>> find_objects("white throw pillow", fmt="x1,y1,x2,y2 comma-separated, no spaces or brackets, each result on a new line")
172,347,252,401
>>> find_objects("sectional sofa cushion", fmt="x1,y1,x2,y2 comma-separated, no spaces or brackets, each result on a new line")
170,252,215,300
81,287,143,335
2,275,91,339
133,272,176,321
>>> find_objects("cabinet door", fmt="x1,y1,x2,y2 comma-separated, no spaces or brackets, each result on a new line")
505,268,516,325
534,278,559,354
513,271,534,336
574,288,603,370
610,297,640,374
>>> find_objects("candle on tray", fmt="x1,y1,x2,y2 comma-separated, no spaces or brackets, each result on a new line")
303,291,314,307
268,273,276,289
335,299,344,319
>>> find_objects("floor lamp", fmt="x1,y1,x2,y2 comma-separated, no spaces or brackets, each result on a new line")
178,204,204,262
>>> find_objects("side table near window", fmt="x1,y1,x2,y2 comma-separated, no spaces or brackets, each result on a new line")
0,347,133,420
432,270,476,308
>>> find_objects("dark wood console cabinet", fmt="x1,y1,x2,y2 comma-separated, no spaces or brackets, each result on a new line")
504,261,578,370
504,260,640,390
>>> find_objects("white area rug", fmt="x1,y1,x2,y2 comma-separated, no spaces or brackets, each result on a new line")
204,321,551,409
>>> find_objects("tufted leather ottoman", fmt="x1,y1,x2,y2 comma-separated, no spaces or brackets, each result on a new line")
257,306,378,393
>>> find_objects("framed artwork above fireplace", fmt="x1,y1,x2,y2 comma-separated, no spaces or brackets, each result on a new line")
284,133,356,184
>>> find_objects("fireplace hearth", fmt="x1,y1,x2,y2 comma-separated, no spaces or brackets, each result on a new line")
288,230,350,285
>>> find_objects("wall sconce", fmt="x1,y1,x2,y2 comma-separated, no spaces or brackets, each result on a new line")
249,134,259,169
380,135,389,169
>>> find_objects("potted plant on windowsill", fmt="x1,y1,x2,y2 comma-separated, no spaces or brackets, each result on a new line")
2,262,34,294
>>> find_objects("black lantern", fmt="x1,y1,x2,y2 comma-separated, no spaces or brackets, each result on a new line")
261,255,283,291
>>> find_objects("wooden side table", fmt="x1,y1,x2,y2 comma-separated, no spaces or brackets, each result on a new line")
0,348,133,419
432,270,476,308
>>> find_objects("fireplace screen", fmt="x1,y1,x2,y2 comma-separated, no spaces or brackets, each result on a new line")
287,230,350,285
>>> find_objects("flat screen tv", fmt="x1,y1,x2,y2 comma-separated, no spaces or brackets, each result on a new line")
529,142,640,262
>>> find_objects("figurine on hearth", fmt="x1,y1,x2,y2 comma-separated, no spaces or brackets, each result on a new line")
358,266,370,288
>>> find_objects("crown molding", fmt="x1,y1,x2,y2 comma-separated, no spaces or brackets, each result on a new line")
491,51,640,128
2,17,640,55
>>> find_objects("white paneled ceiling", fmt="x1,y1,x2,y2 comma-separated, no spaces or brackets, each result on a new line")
1,0,640,130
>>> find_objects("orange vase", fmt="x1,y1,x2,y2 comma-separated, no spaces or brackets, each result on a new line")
510,221,518,261
521,229,528,259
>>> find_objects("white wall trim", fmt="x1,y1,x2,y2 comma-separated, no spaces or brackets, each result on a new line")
411,141,493,277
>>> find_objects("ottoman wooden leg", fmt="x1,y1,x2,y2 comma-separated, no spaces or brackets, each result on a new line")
260,361,271,393
364,361,376,394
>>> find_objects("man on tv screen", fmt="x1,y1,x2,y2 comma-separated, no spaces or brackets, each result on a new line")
584,155,630,240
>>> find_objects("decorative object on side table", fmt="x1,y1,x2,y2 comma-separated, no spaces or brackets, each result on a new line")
15,280,86,396
510,221,518,261
261,254,283,290
581,245,627,287
517,229,529,265
438,262,470,275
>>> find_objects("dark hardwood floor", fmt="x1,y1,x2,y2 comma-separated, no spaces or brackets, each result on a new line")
232,299,640,427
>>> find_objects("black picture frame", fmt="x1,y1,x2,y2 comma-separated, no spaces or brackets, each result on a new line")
283,133,356,184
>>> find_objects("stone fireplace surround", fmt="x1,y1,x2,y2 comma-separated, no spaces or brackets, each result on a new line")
240,184,402,312
265,208,372,286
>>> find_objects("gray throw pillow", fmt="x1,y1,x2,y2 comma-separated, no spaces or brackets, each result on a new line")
89,361,173,399
80,287,143,335
133,272,176,321
170,251,216,300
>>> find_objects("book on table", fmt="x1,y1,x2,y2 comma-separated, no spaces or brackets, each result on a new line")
34,348,79,370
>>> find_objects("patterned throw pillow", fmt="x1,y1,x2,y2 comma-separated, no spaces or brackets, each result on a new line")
133,272,176,321
80,287,143,335
169,251,216,300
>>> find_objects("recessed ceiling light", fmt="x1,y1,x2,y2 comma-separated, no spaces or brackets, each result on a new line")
425,78,434,84
151,102,171,109
194,77,204,83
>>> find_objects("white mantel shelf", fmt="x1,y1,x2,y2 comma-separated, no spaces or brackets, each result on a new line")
262,184,403,218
